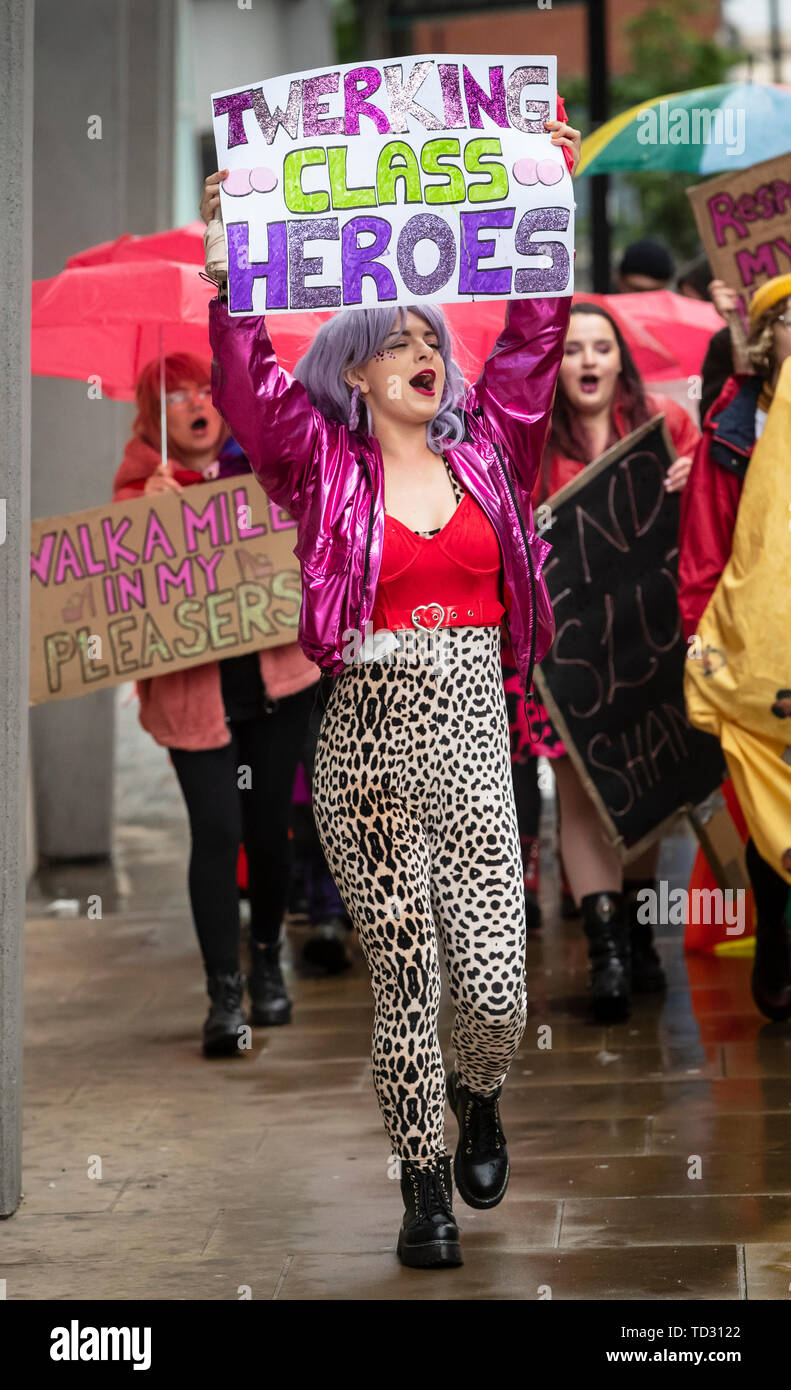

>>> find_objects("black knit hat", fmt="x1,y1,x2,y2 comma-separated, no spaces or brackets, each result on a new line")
619,238,675,281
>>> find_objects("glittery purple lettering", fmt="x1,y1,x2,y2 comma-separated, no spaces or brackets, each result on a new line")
302,73,345,137
505,67,550,134
514,207,571,293
383,62,443,133
213,91,256,148
343,67,391,135
396,214,456,296
287,219,342,309
227,221,288,311
438,64,466,129
250,82,303,145
341,217,397,304
458,209,514,295
463,65,508,130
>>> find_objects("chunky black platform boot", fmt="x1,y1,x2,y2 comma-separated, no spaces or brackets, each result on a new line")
248,939,292,1026
446,1069,509,1208
581,891,631,1023
396,1155,463,1268
203,972,246,1057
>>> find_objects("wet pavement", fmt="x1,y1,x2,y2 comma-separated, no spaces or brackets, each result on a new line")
6,686,791,1300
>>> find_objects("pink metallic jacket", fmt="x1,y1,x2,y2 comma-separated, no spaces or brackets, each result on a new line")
209,294,571,697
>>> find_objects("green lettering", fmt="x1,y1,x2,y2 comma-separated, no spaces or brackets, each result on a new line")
283,148,329,214
464,138,508,203
107,616,138,675
376,141,422,205
206,588,238,650
237,582,275,642
328,146,376,210
77,626,110,682
270,570,302,628
139,612,173,668
44,631,75,694
421,138,465,205
172,598,209,658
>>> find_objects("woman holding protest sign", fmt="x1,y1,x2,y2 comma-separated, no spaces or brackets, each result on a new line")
680,274,791,1021
114,355,321,1057
201,111,581,1269
518,303,701,1023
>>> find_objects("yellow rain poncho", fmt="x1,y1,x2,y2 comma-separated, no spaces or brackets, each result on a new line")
684,356,791,884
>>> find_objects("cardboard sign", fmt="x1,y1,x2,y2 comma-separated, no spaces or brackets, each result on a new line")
534,418,725,859
687,153,791,319
211,53,575,315
29,478,302,705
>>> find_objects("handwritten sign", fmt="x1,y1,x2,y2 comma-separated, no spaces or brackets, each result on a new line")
687,153,791,321
29,478,302,705
534,418,725,858
211,53,575,315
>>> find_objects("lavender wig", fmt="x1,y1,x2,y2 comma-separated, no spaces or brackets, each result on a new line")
292,304,466,453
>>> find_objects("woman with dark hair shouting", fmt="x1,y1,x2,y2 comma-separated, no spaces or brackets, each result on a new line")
516,303,700,1023
201,113,580,1269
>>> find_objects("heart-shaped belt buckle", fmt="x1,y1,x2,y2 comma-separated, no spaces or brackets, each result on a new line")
411,602,445,631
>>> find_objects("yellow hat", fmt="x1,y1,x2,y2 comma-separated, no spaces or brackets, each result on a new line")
748,274,791,330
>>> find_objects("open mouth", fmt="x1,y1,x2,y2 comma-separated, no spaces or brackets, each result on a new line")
579,373,600,394
190,416,209,432
409,369,436,396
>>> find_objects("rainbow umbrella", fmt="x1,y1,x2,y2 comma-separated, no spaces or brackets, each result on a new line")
577,82,791,176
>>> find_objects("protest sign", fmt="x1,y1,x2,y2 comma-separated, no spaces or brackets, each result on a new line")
29,478,301,705
211,54,574,315
534,417,725,858
687,153,791,320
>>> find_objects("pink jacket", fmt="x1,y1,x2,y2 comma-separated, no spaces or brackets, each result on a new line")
113,435,319,751
209,294,571,697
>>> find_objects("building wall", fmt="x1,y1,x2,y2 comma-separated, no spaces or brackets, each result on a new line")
413,0,721,78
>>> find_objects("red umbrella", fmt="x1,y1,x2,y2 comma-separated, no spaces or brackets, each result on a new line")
31,222,724,398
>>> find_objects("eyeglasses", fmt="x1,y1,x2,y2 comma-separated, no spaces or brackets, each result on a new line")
165,386,212,406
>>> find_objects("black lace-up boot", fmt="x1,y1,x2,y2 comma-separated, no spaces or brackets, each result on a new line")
624,879,667,993
396,1155,463,1268
248,939,292,1026
203,971,246,1057
446,1070,509,1209
581,891,631,1022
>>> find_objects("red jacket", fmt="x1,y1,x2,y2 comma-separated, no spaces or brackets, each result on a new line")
540,391,701,500
677,376,749,641
113,436,319,751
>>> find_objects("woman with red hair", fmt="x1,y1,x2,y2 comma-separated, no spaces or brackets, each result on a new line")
114,352,320,1056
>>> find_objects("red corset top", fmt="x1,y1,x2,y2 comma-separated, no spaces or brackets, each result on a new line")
370,492,505,632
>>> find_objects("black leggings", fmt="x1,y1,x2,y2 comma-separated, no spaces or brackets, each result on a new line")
170,686,315,976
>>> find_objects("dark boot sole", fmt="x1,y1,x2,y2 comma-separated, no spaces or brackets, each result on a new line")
202,1034,245,1058
396,1232,463,1268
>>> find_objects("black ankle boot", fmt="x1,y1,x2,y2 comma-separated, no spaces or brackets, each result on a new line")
446,1070,509,1209
397,1155,463,1268
625,883,667,993
581,892,631,1022
751,917,791,1021
203,971,246,1057
248,939,292,1026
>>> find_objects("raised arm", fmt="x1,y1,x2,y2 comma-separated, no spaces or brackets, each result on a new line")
466,295,572,492
209,297,326,520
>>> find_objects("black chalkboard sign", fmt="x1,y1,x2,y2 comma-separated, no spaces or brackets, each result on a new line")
534,416,725,857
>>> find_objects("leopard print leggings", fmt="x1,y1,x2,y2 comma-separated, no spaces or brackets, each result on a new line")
312,625,527,1164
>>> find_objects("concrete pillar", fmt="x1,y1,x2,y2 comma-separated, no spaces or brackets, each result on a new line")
29,0,176,861
0,0,34,1218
